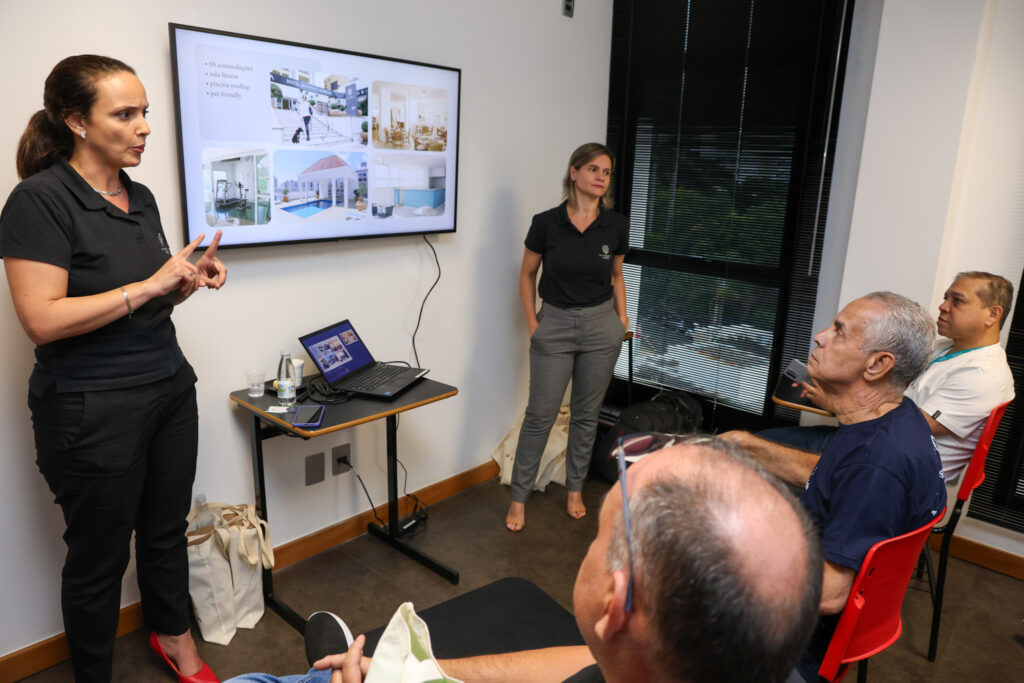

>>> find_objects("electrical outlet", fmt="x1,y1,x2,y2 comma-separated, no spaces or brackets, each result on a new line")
332,443,352,475
563,0,574,18
305,452,325,486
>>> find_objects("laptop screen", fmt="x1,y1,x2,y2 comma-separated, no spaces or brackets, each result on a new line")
299,320,375,385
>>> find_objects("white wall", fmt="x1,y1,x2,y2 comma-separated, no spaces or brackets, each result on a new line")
0,0,615,656
820,0,1024,555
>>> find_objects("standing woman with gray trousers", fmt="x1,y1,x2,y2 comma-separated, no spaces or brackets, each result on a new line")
506,142,629,531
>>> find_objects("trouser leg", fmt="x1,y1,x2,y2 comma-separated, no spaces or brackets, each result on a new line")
136,368,198,636
30,365,198,682
510,315,574,503
33,390,151,683
565,306,622,491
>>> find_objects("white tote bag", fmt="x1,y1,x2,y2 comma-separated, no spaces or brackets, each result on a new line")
186,502,275,644
217,505,275,630
185,509,237,645
365,602,463,683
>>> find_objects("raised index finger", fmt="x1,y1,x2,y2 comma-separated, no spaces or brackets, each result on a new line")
204,230,224,259
178,233,205,259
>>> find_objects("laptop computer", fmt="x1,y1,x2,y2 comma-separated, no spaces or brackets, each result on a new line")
299,319,428,398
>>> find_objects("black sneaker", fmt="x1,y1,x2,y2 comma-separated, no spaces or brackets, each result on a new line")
304,611,355,666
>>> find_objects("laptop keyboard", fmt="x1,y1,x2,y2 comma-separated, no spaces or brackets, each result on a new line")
341,363,407,391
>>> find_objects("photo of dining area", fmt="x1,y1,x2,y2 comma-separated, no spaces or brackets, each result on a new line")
370,81,448,151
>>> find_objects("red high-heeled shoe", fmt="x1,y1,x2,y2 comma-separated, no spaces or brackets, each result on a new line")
149,632,220,683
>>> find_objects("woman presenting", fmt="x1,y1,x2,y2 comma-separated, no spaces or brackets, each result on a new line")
0,56,225,682
506,142,628,531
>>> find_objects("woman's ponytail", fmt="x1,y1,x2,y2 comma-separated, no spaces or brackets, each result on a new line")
16,109,74,180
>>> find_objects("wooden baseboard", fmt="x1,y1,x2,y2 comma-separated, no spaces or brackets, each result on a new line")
0,460,499,682
0,602,145,683
928,533,1024,580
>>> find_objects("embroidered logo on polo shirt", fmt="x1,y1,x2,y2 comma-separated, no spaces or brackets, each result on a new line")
599,244,611,260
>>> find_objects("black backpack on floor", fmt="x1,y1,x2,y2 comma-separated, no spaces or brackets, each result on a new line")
590,391,704,483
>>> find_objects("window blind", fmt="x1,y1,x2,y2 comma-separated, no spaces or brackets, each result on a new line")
607,0,853,425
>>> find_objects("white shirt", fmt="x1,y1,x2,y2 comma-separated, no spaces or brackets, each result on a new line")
904,342,1015,482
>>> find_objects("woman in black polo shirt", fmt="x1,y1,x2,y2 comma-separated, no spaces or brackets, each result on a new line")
506,143,629,531
0,56,225,682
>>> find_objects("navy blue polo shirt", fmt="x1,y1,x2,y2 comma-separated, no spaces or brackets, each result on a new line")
0,160,184,394
799,397,945,571
798,397,945,671
524,202,628,308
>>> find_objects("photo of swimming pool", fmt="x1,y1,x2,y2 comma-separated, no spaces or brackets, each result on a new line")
282,200,335,218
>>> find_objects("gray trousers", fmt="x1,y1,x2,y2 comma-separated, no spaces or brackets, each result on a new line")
511,298,624,502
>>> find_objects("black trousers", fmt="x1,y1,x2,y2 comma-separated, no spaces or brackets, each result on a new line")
29,363,199,683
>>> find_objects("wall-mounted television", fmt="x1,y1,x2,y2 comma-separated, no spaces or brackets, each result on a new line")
169,24,460,249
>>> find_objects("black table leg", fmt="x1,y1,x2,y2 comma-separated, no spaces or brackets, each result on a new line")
247,404,458,635
250,413,308,632
366,414,459,584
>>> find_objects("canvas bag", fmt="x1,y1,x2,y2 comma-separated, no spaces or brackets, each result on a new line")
365,602,463,683
217,504,274,629
186,502,275,644
490,404,570,491
185,506,236,645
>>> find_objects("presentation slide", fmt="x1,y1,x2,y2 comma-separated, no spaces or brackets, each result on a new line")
170,24,460,249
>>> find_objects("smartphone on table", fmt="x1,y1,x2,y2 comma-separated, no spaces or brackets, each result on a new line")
292,404,325,428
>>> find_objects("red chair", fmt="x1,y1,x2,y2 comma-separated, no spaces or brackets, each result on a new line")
818,510,945,682
923,400,1011,662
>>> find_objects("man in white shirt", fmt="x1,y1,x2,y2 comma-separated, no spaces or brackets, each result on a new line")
904,271,1015,484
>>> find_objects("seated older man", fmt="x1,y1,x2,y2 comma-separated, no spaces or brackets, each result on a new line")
763,272,1015,488
228,434,823,683
723,291,946,680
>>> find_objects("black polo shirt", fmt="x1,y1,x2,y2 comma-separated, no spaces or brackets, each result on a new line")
524,202,628,308
0,160,184,394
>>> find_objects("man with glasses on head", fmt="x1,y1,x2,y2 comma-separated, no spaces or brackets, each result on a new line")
722,292,946,681
261,434,823,683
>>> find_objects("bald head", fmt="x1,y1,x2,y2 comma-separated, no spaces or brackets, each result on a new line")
608,437,822,683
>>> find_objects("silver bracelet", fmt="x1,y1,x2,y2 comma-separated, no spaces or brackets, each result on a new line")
120,286,134,319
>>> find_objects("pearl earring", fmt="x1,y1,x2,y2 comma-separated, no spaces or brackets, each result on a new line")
79,130,86,139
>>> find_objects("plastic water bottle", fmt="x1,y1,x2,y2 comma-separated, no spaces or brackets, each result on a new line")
277,351,297,405
194,494,215,528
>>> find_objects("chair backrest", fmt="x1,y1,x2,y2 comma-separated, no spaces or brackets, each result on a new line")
957,401,1011,503
818,510,945,681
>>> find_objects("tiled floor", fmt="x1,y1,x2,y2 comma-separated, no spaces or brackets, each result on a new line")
22,477,1024,681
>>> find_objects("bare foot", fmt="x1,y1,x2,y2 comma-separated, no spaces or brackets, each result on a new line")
157,631,202,677
506,501,525,531
567,491,587,519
